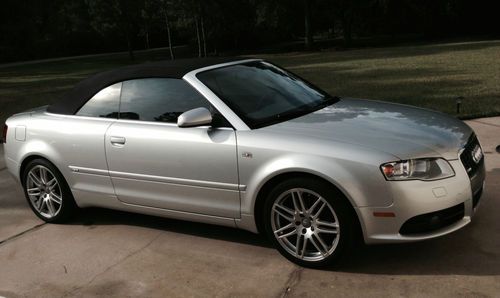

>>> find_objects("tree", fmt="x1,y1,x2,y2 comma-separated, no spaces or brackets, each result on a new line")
304,0,313,49
162,1,175,59
141,0,157,49
3,0,500,63
190,0,206,57
152,0,176,59
86,0,143,60
330,0,365,46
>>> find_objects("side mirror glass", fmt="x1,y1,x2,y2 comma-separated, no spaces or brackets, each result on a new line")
177,107,212,128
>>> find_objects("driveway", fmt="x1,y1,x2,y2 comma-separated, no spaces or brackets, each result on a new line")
0,118,499,297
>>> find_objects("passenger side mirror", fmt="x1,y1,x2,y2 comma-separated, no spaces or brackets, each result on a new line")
177,107,212,128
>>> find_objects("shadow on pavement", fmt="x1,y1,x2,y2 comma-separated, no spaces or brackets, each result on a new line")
69,179,499,277
70,207,272,249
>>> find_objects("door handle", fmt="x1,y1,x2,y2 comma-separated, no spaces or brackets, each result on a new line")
110,136,126,146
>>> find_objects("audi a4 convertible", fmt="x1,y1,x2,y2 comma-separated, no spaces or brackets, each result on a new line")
2,58,485,267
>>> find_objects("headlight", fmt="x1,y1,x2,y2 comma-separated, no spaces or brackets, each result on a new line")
380,158,455,181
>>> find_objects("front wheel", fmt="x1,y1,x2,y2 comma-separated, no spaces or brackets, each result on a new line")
22,159,77,223
263,177,356,268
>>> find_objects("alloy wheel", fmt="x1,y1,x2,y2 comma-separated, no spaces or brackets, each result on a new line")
270,188,340,262
26,165,63,218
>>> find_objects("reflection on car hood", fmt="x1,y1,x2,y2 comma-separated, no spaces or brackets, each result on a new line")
263,98,472,160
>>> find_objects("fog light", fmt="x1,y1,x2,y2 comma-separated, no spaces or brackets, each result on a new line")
373,212,396,217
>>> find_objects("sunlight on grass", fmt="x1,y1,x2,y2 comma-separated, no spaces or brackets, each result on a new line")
0,73,90,84
261,40,500,119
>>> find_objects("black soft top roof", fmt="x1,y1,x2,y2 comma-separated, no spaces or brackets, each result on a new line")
47,57,247,115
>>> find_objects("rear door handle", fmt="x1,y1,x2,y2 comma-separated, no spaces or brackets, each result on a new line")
110,136,126,146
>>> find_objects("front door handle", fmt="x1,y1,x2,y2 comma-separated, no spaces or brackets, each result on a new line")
110,136,126,146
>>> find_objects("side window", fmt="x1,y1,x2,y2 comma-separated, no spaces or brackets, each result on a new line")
119,78,211,123
76,83,121,118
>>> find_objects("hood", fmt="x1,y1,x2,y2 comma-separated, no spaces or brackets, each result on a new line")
262,98,472,160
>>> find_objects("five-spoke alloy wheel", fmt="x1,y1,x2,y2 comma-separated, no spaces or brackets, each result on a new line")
264,177,355,268
22,159,77,223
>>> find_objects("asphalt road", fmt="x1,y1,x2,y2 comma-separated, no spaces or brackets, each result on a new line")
0,118,499,298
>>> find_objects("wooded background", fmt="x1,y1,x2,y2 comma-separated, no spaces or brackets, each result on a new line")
1,0,499,63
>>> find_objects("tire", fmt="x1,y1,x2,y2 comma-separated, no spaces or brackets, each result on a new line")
21,158,77,223
263,177,356,268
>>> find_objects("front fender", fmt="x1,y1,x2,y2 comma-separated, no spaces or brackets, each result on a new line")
240,152,395,217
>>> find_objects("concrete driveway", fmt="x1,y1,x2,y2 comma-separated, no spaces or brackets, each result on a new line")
0,118,499,298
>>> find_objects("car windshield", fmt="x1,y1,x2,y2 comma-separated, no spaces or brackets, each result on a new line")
196,61,338,129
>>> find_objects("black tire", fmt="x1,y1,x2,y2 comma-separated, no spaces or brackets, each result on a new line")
21,158,77,223
263,177,357,268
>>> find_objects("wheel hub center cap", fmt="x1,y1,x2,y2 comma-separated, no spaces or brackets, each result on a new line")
302,218,312,228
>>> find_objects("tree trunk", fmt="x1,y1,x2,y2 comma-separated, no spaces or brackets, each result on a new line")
126,34,135,60
195,17,202,58
304,0,313,49
330,19,335,39
201,15,207,57
342,15,352,46
164,10,175,60
145,28,150,50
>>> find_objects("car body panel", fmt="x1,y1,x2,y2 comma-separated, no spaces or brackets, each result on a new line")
104,120,240,218
3,59,485,246
5,113,116,201
264,98,473,161
358,159,477,243
235,129,399,215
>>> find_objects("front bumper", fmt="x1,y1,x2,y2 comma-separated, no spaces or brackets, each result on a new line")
359,158,485,244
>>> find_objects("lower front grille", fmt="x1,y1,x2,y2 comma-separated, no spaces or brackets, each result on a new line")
399,203,465,235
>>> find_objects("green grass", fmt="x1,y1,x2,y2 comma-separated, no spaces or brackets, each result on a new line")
1,40,500,125
261,40,500,119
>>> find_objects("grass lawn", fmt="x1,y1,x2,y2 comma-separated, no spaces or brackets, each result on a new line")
1,40,500,125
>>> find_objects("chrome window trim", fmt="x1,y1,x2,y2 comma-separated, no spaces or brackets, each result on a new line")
44,112,117,122
112,118,234,130
183,59,262,131
46,109,234,131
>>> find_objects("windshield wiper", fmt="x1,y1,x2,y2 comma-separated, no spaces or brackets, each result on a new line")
323,95,341,105
254,96,341,128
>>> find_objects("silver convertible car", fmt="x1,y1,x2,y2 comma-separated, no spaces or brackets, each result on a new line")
2,58,485,267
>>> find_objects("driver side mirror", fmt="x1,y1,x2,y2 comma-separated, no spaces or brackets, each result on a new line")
177,107,212,128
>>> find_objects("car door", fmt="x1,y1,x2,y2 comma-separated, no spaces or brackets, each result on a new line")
105,78,240,218
66,82,122,202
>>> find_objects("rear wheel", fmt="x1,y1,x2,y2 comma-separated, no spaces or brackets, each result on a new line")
22,159,77,223
263,177,356,268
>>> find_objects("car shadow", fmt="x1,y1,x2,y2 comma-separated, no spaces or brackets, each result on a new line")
335,226,499,276
69,195,499,277
70,207,273,249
